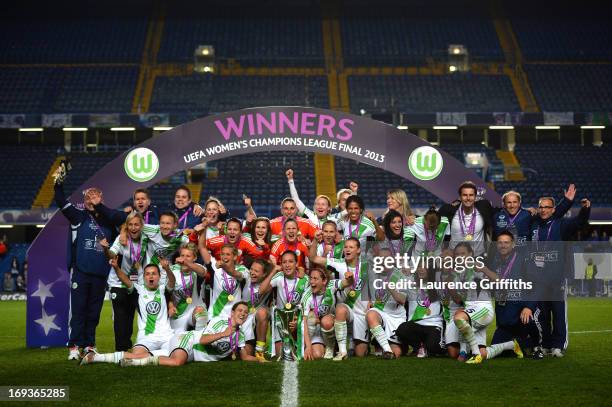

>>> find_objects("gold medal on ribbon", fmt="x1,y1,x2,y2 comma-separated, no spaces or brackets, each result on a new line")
285,302,292,310
349,290,356,298
228,294,235,302
249,306,256,314
133,261,141,270
465,234,473,241
425,308,431,316
186,297,192,304
231,352,237,361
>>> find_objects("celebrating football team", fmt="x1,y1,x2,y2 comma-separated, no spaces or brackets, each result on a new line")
54,164,591,367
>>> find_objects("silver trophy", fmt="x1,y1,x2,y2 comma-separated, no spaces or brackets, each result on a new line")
53,160,72,185
275,303,302,361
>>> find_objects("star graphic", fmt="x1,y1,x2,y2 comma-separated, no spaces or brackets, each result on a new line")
34,308,61,336
31,280,55,306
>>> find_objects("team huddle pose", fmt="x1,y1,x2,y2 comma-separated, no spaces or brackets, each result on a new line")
54,164,591,366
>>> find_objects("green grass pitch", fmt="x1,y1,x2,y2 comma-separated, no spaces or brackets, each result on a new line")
0,298,610,406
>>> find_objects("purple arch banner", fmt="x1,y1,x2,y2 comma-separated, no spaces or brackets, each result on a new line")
26,106,501,347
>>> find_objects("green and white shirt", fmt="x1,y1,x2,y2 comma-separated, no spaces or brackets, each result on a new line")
406,277,443,328
371,269,408,319
134,283,173,338
192,317,246,362
241,275,271,311
316,240,345,262
108,234,152,288
269,272,309,308
141,224,188,265
339,215,376,249
408,216,450,256
326,258,369,314
301,279,342,317
170,264,200,318
209,258,249,319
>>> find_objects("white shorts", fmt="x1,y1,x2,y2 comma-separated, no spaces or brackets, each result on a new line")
336,303,369,343
244,312,256,342
170,308,195,332
464,302,494,330
367,308,405,345
167,331,197,362
444,322,487,347
135,331,174,356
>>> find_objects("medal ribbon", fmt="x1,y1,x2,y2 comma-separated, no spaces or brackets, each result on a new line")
228,318,239,355
283,276,296,303
180,271,193,298
222,270,236,294
88,213,107,240
458,205,477,237
506,208,521,228
351,261,361,290
312,292,321,316
499,252,517,280
129,236,142,266
420,289,431,308
424,226,436,252
178,207,191,229
349,217,362,238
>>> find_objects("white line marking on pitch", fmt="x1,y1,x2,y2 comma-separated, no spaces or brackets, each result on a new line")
280,361,299,407
569,329,612,334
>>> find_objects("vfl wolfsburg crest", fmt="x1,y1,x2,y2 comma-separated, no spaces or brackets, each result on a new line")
408,146,443,181
124,148,159,182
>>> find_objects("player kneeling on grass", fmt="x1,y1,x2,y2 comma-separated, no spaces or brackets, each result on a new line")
120,302,264,366
302,268,353,360
81,261,176,365
241,259,274,362
366,247,408,360
168,243,209,332
309,235,368,361
395,265,445,358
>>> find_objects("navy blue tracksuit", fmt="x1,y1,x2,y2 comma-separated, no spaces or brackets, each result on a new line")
488,250,541,351
529,205,590,350
55,184,115,348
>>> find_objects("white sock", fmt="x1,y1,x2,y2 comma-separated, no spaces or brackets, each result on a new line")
334,321,347,354
455,319,480,356
321,327,336,352
94,351,124,364
370,325,392,353
486,341,514,360
194,308,208,330
131,355,159,366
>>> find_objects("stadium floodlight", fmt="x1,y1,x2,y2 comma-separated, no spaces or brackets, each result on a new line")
110,127,136,131
360,109,366,115
397,125,408,130
448,65,457,72
194,45,216,74
0,225,13,228
535,125,560,130
589,221,612,225
433,125,458,130
153,126,173,131
18,127,43,132
62,127,88,132
581,125,605,129
196,45,215,57
36,224,45,228
489,125,514,130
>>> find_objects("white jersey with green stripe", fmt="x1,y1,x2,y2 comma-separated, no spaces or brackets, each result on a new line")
315,240,345,262
302,207,342,229
380,227,415,257
269,272,310,309
170,264,200,318
339,215,376,249
209,258,249,319
461,268,493,304
192,317,246,362
141,224,188,265
241,275,271,311
326,258,369,314
108,234,151,288
134,283,174,338
371,269,408,319
408,216,450,256
405,280,443,328
301,279,342,317
438,271,464,323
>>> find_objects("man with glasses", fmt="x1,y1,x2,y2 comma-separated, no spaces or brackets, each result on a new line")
529,194,591,358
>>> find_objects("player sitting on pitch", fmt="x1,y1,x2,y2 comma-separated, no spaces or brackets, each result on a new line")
81,261,176,365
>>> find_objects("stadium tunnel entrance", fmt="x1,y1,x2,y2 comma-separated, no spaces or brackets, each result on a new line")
25,106,501,347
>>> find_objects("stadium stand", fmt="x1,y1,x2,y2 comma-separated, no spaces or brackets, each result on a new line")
158,7,324,66
524,64,612,112
341,17,504,66
150,75,329,116
348,74,520,112
0,67,139,113
0,19,147,63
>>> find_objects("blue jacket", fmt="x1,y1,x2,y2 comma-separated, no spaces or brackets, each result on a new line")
54,184,116,278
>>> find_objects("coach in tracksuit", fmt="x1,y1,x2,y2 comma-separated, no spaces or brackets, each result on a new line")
529,196,591,357
54,181,116,360
493,185,575,245
488,231,543,358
